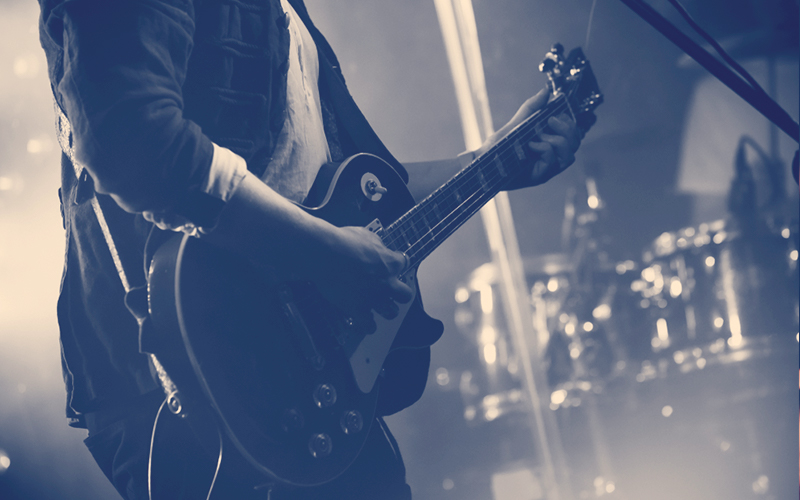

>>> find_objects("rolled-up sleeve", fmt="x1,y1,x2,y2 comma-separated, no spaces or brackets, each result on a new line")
54,0,219,223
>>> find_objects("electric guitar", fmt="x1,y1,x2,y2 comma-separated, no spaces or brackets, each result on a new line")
148,45,602,487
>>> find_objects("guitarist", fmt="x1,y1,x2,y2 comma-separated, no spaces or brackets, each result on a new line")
38,0,581,498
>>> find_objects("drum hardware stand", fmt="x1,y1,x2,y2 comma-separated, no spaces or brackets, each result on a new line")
557,173,625,497
434,1,572,498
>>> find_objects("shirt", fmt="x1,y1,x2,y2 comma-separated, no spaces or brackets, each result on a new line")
39,0,433,427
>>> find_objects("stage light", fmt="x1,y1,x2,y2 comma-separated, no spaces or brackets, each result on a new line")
550,389,567,406
479,325,497,344
592,304,611,320
669,279,682,298
13,54,40,78
656,318,669,341
752,475,769,494
435,367,450,386
27,139,43,153
0,450,9,474
727,336,744,348
479,285,493,314
483,344,497,364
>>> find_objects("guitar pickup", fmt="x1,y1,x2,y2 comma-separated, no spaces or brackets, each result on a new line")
278,285,325,371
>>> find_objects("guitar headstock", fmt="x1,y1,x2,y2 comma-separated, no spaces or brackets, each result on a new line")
540,44,603,135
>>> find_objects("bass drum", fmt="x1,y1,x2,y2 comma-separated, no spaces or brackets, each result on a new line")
609,219,799,381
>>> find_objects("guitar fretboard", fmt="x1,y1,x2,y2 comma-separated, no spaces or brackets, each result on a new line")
381,95,571,266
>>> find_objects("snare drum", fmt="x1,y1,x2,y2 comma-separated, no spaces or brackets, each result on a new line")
613,219,799,376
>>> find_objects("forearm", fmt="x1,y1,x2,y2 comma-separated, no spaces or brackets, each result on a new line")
200,170,413,314
403,157,464,203
200,171,339,279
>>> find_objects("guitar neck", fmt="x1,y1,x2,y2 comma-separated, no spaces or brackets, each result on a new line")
381,94,571,266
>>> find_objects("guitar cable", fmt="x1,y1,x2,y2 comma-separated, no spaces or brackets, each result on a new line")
584,0,598,52
147,397,224,500
147,398,168,500
206,426,224,500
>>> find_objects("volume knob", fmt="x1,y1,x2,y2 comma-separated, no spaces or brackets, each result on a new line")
308,433,333,458
340,410,364,435
313,383,337,408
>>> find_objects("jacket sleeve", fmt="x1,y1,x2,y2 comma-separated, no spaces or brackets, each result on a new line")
53,0,218,223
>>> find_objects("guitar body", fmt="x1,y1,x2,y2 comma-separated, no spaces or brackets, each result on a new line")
148,154,438,487
148,45,602,488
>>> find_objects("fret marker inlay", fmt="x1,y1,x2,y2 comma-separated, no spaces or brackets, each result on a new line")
494,154,507,177
514,141,526,161
478,169,489,192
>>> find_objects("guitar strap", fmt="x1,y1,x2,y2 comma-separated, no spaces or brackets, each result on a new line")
54,99,179,396
55,101,134,294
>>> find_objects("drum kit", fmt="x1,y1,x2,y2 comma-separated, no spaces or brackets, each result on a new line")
451,178,799,498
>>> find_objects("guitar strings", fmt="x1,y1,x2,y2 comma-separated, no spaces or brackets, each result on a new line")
387,101,568,264
384,100,570,263
404,98,569,227
385,98,569,251
402,100,571,263
389,98,570,246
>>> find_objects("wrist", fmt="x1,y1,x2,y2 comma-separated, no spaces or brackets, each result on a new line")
457,149,476,169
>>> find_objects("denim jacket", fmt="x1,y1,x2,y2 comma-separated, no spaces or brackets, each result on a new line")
39,0,437,426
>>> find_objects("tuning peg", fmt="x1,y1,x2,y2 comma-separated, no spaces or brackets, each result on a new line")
539,43,566,75
539,43,567,93
539,57,557,74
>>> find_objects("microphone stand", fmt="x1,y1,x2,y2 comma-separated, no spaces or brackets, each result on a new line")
616,0,799,143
